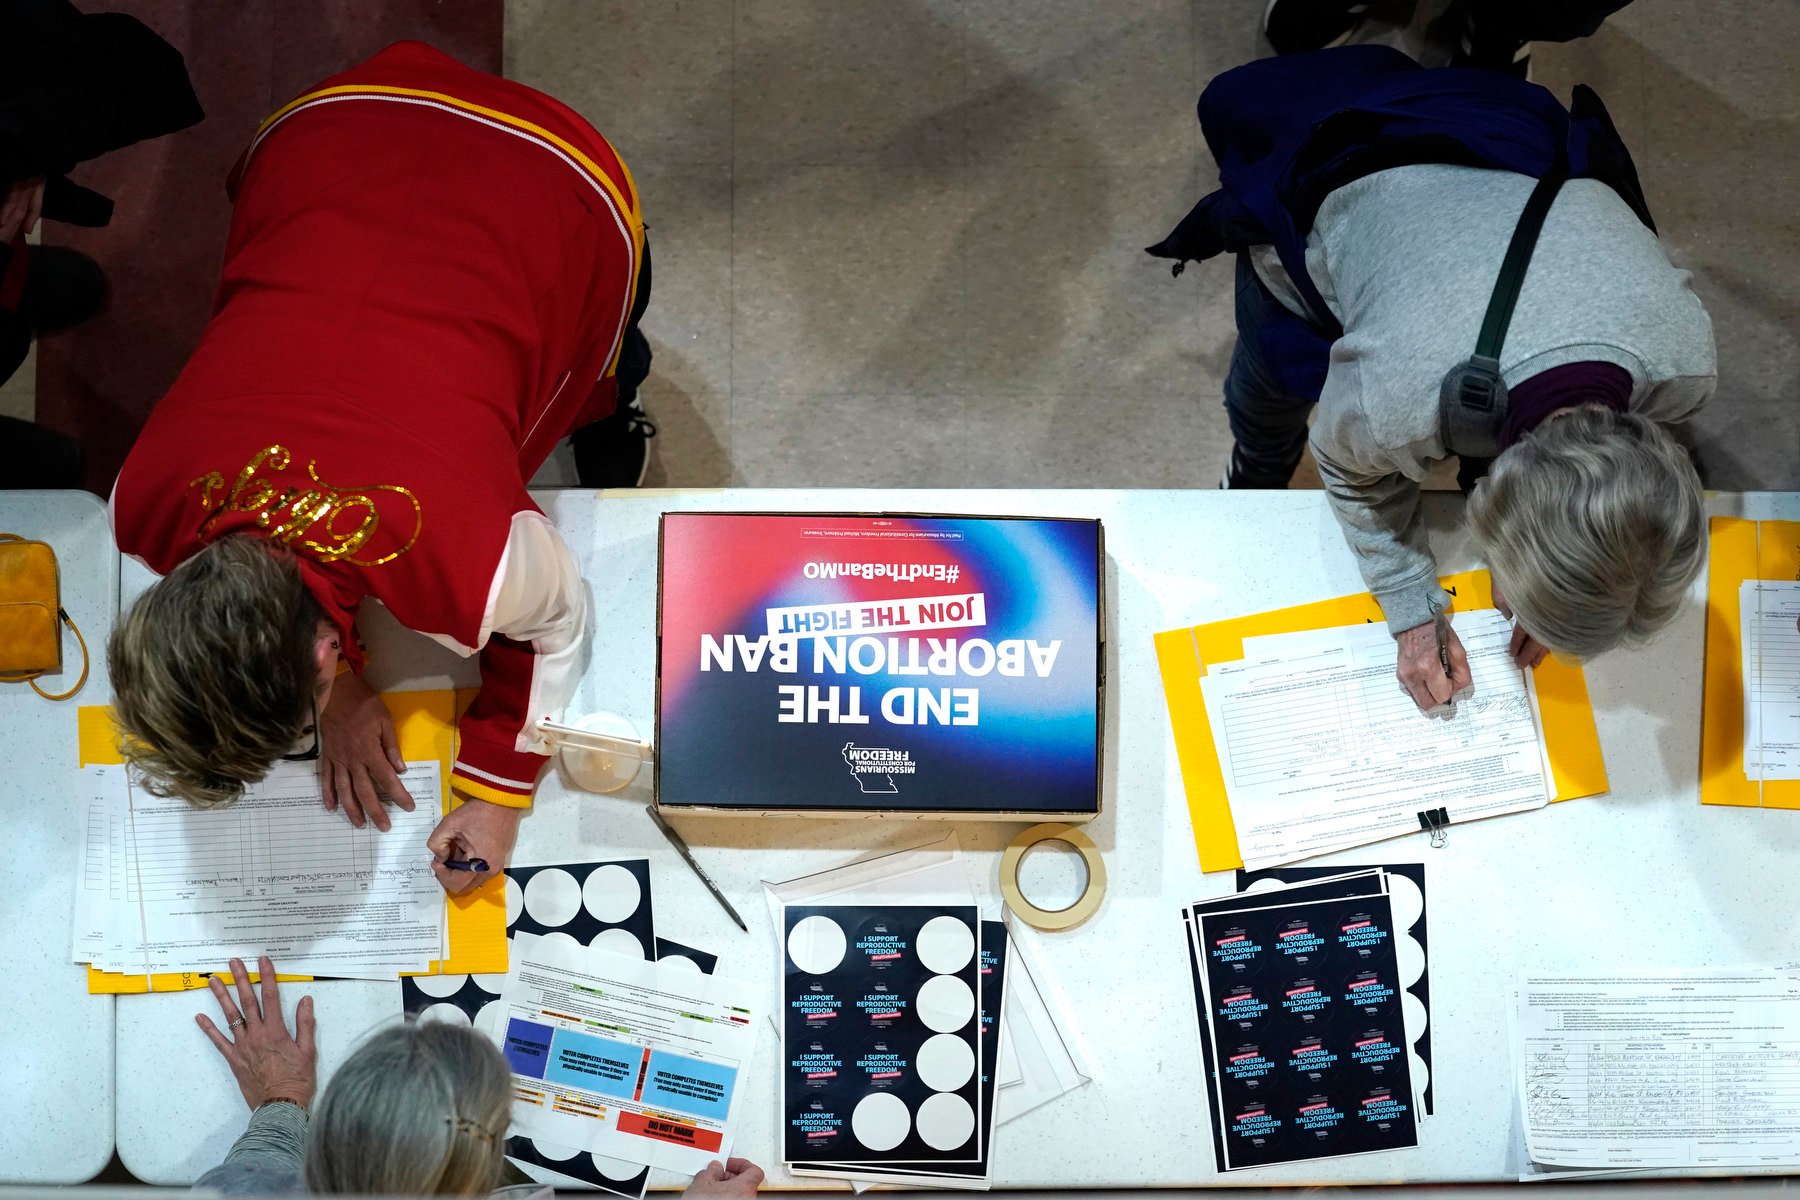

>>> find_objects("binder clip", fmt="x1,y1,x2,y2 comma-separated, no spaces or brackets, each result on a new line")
1416,807,1449,849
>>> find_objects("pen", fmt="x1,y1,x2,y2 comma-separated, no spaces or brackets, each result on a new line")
442,857,490,873
646,804,749,933
1434,613,1455,707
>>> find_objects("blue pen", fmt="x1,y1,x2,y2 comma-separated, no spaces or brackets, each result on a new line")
442,857,490,873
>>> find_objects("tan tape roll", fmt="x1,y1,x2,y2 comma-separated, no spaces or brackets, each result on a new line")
1000,823,1106,931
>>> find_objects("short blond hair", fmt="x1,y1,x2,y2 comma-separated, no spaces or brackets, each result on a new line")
305,1021,511,1195
1468,407,1703,659
107,536,321,808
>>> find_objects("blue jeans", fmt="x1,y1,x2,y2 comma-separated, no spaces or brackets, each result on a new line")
1222,254,1317,488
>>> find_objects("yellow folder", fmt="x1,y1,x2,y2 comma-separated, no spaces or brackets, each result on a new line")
1700,516,1800,809
1154,569,1609,872
77,688,507,993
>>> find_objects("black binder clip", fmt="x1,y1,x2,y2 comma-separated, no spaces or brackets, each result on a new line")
1416,807,1449,849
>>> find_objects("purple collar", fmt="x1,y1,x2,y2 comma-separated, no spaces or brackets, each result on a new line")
1499,362,1634,450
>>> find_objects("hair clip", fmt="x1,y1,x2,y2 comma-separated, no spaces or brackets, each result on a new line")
446,1116,496,1144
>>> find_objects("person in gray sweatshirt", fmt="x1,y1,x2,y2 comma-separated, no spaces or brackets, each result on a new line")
192,957,765,1197
1208,28,1712,711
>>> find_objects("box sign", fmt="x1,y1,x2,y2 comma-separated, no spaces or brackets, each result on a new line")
655,512,1104,819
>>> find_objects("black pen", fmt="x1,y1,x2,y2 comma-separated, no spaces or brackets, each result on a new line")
442,856,489,873
646,804,748,933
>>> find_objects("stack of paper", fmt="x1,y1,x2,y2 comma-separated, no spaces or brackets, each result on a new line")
1182,866,1431,1173
1198,610,1551,867
762,838,1091,1190
400,859,755,1200
73,760,448,980
1512,969,1800,1180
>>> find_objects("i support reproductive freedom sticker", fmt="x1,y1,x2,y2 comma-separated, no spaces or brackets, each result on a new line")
1281,976,1332,1023
1209,925,1265,976
1224,1042,1276,1092
1274,917,1325,965
854,917,910,972
1288,1034,1338,1084
792,1041,842,1089
1294,1093,1344,1146
1343,969,1395,1016
1216,984,1270,1032
1337,911,1390,958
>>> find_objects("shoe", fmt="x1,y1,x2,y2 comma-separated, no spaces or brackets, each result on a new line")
570,394,657,488
23,246,108,334
1262,0,1371,55
1437,1,1532,78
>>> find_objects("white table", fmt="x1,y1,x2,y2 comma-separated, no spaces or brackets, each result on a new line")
0,490,118,1183
111,488,1800,1187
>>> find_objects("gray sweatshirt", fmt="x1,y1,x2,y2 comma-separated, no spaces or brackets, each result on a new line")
1252,163,1717,634
192,1103,553,1199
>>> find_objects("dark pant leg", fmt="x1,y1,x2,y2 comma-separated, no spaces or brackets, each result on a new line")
1221,254,1317,488
614,235,653,407
1470,0,1635,44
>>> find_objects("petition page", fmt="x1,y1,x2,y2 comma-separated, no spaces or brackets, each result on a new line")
1740,581,1800,780
89,760,444,976
1514,970,1800,1170
1201,610,1547,867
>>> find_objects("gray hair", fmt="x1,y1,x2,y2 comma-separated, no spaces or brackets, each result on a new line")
1467,406,1703,659
305,1020,512,1195
107,536,321,809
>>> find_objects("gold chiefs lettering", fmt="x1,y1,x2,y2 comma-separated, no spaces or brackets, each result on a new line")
190,445,422,566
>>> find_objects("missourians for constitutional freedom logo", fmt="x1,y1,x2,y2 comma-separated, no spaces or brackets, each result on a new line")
842,743,916,793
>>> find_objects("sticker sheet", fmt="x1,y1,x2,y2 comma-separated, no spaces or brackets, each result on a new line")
799,920,1010,1188
399,859,663,1197
782,904,984,1166
1187,882,1418,1170
1238,864,1431,1115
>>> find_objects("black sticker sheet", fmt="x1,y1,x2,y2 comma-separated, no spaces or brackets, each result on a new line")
1239,864,1431,1115
400,859,663,1198
1195,891,1417,1170
806,919,1010,1184
506,859,657,963
782,904,983,1166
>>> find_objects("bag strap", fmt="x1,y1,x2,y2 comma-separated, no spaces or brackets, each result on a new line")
29,607,89,701
1473,167,1569,367
1438,168,1570,459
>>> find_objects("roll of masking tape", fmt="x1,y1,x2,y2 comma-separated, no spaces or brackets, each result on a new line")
1000,823,1106,931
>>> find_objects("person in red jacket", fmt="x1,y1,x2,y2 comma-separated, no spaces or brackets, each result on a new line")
107,42,651,892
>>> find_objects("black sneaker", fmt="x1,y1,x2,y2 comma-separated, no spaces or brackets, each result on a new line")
1437,1,1532,78
570,395,657,488
1262,0,1371,55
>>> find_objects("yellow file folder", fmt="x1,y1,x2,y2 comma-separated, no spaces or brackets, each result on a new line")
1154,569,1609,872
77,687,507,993
1700,516,1800,809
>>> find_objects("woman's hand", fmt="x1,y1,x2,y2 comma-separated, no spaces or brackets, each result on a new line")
1493,582,1550,670
195,956,317,1111
318,671,416,830
685,1158,765,1198
428,796,521,895
1395,618,1471,711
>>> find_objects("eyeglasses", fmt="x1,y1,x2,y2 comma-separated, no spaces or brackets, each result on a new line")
281,693,321,762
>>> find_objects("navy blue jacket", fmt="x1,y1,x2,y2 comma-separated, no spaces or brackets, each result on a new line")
1147,45,1651,399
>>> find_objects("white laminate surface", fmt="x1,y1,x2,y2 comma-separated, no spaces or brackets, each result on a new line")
0,491,118,1183
112,489,1800,1187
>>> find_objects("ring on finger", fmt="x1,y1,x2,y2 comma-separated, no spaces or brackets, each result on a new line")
228,1017,248,1029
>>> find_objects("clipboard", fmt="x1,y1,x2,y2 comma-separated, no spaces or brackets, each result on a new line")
1155,569,1609,872
77,687,507,993
1700,516,1800,809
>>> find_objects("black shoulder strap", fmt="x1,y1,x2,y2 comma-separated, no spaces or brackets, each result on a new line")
1438,168,1569,459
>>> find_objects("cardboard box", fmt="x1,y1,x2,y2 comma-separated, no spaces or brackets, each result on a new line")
655,512,1104,820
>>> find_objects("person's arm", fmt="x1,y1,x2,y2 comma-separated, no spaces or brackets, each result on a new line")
1310,414,1470,709
430,511,591,893
193,1103,309,1195
192,957,316,1195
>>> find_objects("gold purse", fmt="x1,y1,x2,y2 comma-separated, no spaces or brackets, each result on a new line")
0,532,89,700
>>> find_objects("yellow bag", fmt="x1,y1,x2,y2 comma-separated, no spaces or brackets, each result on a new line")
0,532,89,700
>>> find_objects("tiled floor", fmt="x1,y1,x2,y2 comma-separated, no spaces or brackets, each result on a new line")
508,0,1799,492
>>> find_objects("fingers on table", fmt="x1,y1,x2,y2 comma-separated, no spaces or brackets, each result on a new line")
231,958,261,1023
257,956,284,1028
297,995,317,1055
334,762,368,829
348,763,391,832
195,1012,238,1056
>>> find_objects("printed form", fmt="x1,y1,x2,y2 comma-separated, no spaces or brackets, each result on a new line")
1740,581,1800,779
1201,609,1548,867
498,939,760,1173
1514,970,1800,1169
74,760,445,977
